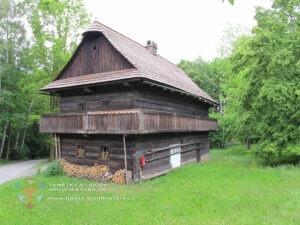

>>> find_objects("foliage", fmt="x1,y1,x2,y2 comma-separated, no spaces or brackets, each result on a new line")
227,0,300,164
178,57,223,100
24,120,51,159
44,160,63,176
205,0,300,164
0,0,90,160
0,0,28,159
0,145,299,224
20,0,90,114
222,0,234,5
251,143,300,166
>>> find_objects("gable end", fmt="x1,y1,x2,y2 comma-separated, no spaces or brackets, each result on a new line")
57,33,134,80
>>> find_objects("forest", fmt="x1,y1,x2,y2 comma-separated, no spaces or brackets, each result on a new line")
0,0,299,165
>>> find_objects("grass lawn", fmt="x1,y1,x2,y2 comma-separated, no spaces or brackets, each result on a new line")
33,160,52,170
0,145,299,225
0,160,6,166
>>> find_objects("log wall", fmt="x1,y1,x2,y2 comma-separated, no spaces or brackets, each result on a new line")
130,133,210,181
60,134,135,172
58,83,210,117
60,91,135,113
133,87,210,117
59,132,210,181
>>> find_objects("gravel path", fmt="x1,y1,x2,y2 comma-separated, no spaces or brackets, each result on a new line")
0,159,48,185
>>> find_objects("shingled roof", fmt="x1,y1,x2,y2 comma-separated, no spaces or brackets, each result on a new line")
41,21,218,105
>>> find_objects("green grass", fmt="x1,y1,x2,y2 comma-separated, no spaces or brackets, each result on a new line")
0,160,6,166
0,145,299,225
33,160,52,170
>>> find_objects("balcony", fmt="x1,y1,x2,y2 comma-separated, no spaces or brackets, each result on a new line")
40,109,218,134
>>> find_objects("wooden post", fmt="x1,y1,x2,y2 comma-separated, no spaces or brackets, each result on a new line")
58,134,61,159
123,134,128,185
139,167,142,183
54,134,58,160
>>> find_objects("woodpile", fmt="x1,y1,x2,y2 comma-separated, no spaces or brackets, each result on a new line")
110,169,126,185
59,159,109,181
59,159,126,184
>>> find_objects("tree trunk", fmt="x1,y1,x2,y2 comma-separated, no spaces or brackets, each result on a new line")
0,121,9,159
14,131,19,150
21,99,34,150
5,125,11,161
49,135,55,162
246,138,251,150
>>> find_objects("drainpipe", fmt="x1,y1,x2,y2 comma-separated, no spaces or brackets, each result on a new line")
123,134,128,185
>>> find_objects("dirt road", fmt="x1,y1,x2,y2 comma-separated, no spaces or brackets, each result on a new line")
0,159,48,185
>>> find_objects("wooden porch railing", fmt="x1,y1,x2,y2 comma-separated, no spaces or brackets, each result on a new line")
40,110,218,134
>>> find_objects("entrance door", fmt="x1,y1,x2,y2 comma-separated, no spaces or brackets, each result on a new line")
170,145,181,168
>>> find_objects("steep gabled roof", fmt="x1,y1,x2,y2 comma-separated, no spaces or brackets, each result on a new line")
42,21,218,105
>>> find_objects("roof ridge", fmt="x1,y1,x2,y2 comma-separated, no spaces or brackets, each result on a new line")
93,21,149,53
44,20,218,105
92,21,183,70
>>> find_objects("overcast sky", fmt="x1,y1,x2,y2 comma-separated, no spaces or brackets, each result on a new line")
83,0,272,64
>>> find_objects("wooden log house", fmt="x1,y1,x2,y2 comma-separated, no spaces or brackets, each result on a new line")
40,21,218,182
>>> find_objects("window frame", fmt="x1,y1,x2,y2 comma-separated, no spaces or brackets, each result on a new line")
99,145,109,160
78,103,85,112
76,144,85,158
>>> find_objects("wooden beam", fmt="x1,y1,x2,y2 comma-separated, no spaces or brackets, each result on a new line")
54,134,58,160
123,134,128,185
58,134,61,159
83,87,93,93
142,80,217,106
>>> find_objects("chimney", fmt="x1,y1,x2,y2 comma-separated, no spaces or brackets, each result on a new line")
145,40,157,55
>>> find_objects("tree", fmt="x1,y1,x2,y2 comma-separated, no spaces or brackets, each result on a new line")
18,0,90,159
224,0,300,164
178,57,222,100
1,0,90,160
0,0,28,159
20,0,90,113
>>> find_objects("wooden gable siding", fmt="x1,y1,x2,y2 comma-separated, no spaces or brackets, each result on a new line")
58,34,133,80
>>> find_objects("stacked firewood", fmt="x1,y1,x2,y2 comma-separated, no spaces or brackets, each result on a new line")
59,159,108,181
110,169,126,184
59,159,126,184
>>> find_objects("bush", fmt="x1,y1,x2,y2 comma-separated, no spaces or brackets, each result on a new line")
45,160,63,176
251,143,300,166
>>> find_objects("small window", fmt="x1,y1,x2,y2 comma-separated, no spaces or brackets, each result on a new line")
100,145,109,159
76,145,85,158
79,103,85,111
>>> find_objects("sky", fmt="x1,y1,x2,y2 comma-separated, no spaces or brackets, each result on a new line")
83,0,272,64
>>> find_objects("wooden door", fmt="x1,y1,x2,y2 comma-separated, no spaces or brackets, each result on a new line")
170,145,181,168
